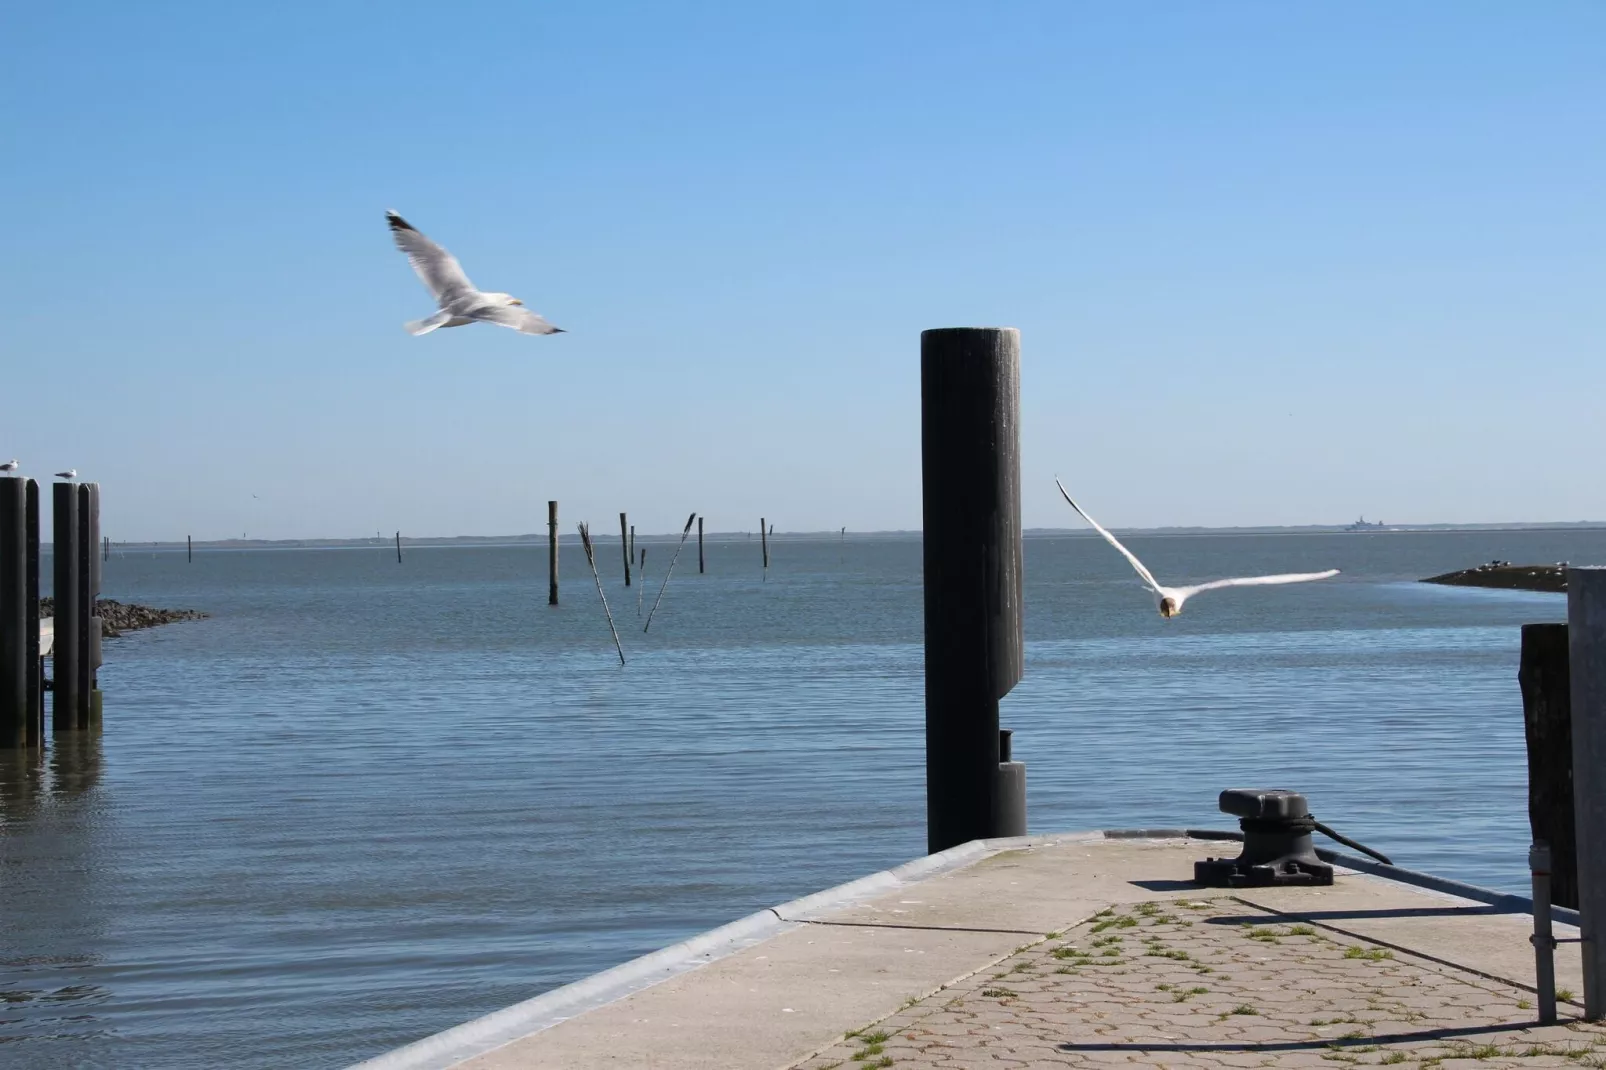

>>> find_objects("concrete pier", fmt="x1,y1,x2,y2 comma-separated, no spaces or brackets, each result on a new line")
350,833,1601,1070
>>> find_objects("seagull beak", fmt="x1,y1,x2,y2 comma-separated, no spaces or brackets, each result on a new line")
509,298,523,306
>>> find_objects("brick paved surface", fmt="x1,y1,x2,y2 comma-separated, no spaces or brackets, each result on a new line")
791,897,1606,1070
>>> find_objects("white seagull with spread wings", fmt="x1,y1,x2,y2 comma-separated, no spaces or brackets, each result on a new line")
386,211,564,337
1055,479,1338,618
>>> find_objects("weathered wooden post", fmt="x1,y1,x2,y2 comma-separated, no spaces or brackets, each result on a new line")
698,516,705,574
760,517,768,578
547,501,559,606
629,524,636,572
619,512,631,587
1520,624,1577,909
1567,566,1606,1020
0,477,28,748
395,532,402,563
921,327,1025,854
52,483,80,733
187,534,192,563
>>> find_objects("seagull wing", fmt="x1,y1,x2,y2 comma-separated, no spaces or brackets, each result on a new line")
386,211,477,306
1171,569,1340,601
1055,479,1163,592
468,304,565,336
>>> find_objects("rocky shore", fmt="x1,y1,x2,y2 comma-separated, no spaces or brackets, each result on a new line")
38,598,209,638
1420,561,1567,593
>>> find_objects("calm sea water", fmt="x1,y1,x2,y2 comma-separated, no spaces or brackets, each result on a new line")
2,528,1600,1069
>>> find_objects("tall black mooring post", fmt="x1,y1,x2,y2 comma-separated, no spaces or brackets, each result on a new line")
0,477,32,748
52,483,80,733
921,327,1026,855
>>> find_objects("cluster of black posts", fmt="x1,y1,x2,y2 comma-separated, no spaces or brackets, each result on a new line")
0,478,104,748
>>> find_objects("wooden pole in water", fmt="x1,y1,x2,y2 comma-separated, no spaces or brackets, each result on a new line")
637,548,647,617
579,522,626,665
921,327,1025,854
629,524,636,571
698,516,705,574
0,477,26,748
619,512,631,587
78,483,99,730
24,480,40,746
395,532,402,563
187,535,192,563
52,483,80,733
644,513,696,633
547,500,559,606
760,517,768,579
1520,623,1577,910
1567,566,1606,1020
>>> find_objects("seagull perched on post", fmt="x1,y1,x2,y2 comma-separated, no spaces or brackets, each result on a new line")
385,210,565,337
0,460,17,475
1055,478,1338,618
55,469,77,480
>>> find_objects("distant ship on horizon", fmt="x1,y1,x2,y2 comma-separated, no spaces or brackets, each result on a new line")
1344,516,1388,532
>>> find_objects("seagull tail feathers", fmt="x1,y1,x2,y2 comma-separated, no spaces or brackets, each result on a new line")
404,310,452,336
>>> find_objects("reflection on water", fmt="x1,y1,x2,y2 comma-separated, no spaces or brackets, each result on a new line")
0,730,104,821
0,733,111,1057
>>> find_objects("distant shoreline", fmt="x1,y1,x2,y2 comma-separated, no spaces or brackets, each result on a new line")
87,521,1606,552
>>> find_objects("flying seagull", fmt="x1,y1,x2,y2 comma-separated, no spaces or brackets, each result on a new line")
1055,478,1338,618
385,210,565,337
55,469,77,480
0,460,17,474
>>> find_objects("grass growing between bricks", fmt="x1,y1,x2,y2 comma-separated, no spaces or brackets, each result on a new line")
790,898,1606,1070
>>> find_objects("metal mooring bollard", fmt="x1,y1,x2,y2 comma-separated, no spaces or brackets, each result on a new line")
1194,789,1336,887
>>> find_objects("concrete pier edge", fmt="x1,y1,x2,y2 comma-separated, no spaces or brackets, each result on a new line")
346,829,1573,1070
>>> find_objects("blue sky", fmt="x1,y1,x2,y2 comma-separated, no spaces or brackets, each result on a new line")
3,2,1601,540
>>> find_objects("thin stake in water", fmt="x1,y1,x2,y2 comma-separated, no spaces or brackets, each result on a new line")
637,547,648,617
644,512,697,633
578,522,626,665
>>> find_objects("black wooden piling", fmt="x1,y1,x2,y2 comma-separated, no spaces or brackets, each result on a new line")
547,501,559,606
629,524,636,572
52,484,80,733
187,534,192,563
395,532,402,563
619,513,631,587
24,481,41,746
920,327,1025,855
77,484,99,730
0,478,27,748
760,517,768,578
698,516,705,574
1521,623,1577,910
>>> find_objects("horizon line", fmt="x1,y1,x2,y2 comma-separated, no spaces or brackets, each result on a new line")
93,519,1606,549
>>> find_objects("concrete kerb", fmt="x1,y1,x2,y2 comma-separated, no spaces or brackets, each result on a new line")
345,832,1097,1070
347,828,1566,1070
345,906,791,1070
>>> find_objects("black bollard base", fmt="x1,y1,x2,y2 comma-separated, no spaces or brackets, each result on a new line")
1193,788,1334,888
994,730,1026,837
